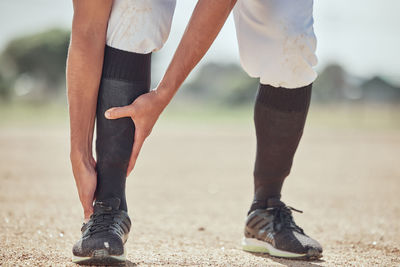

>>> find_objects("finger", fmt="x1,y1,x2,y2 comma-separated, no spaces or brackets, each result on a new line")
89,157,97,168
126,131,146,176
105,105,135,120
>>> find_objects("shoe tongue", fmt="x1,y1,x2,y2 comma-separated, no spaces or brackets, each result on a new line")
94,198,121,213
267,198,285,208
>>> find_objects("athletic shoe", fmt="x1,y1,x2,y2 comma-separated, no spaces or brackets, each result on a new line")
72,197,131,265
242,198,322,259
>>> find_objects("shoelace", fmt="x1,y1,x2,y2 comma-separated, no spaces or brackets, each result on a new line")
267,205,305,234
87,210,120,236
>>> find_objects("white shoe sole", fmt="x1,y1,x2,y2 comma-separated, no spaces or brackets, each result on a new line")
72,249,126,265
242,237,310,258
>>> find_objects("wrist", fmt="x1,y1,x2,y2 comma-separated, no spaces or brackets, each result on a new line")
70,149,93,166
154,83,175,107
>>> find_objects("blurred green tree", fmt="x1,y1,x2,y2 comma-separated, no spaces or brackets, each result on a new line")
182,63,259,106
0,71,12,101
361,76,400,103
312,63,346,102
0,28,70,102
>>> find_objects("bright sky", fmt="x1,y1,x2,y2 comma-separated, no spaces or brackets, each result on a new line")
1,0,399,83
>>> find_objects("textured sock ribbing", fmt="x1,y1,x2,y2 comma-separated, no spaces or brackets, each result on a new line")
102,45,151,85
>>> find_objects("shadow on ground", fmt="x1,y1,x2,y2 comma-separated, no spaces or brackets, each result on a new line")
246,251,325,267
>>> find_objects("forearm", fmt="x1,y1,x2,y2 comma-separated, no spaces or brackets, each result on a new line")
67,32,106,163
157,0,237,103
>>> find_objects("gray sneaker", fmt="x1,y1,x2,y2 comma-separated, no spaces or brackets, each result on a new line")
242,198,322,259
72,198,131,265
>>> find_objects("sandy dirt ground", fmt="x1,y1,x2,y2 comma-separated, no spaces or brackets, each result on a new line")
0,118,399,266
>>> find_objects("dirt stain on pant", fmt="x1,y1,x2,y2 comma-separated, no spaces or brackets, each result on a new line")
112,0,153,46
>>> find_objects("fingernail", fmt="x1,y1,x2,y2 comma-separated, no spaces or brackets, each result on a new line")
105,111,111,118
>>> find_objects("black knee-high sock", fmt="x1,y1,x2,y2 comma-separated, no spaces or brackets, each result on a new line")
249,83,312,213
95,45,151,211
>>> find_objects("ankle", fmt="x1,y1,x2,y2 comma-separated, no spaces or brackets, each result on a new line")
248,196,282,214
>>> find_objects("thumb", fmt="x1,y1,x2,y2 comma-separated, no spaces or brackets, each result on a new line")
105,105,134,120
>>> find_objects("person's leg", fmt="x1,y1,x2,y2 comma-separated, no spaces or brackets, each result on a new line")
241,83,322,259
234,0,322,259
249,83,312,213
95,45,151,211
72,46,150,265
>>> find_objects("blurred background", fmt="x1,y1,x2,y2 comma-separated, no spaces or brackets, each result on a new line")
0,1,399,266
0,0,399,121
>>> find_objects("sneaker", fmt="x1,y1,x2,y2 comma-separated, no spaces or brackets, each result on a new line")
242,198,322,259
72,198,131,265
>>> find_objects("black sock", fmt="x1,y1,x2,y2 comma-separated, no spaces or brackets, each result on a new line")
95,45,151,212
249,83,312,214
